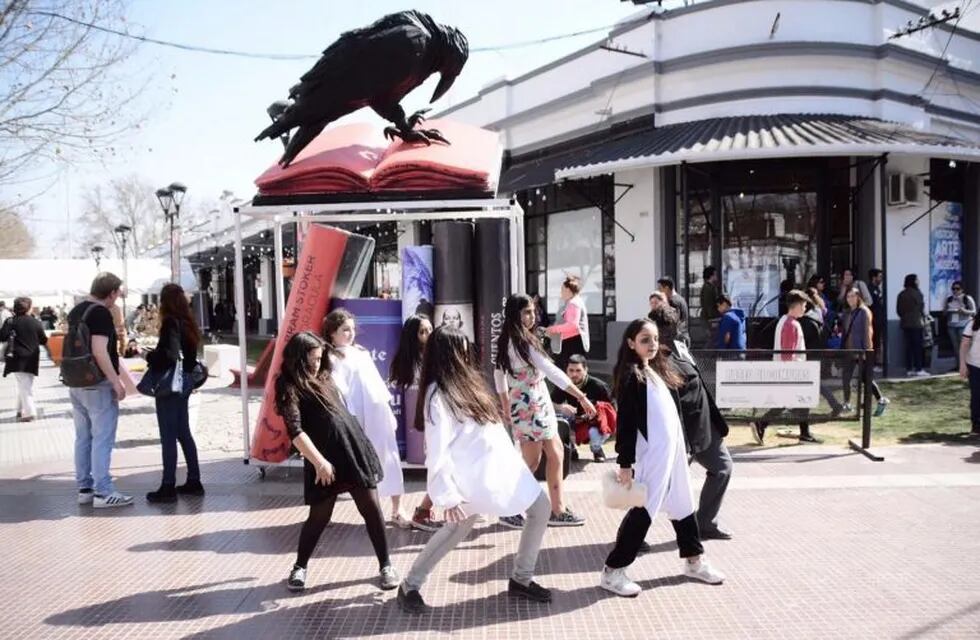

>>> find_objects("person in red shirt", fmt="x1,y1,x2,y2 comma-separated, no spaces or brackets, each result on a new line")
752,290,821,444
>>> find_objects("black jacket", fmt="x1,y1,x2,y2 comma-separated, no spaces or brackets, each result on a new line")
146,317,197,373
614,368,684,468
669,349,729,454
1,315,47,377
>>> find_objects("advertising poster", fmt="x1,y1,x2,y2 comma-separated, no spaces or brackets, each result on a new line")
401,245,434,322
715,361,821,408
474,219,511,384
433,221,475,342
930,202,963,311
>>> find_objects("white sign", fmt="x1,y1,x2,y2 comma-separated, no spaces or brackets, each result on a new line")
715,361,821,409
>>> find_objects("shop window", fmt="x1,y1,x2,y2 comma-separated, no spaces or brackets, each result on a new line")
546,207,603,313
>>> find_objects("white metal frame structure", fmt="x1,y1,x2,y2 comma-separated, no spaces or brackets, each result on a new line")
233,198,526,470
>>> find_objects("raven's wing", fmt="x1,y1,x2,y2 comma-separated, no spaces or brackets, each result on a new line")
293,11,427,98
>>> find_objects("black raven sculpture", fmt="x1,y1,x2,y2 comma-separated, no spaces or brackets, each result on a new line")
255,10,469,167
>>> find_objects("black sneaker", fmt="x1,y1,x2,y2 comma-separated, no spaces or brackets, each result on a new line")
548,508,585,527
287,565,306,592
176,480,205,496
593,448,607,463
798,433,823,444
146,484,177,503
499,514,525,529
397,585,428,614
507,578,552,602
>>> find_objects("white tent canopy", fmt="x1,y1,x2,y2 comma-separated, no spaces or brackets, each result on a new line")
0,258,198,299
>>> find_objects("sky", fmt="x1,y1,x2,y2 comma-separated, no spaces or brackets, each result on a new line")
9,0,649,256
6,0,977,257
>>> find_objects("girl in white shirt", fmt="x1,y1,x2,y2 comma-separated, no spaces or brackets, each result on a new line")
600,318,724,597
397,326,552,613
323,309,409,528
494,294,596,529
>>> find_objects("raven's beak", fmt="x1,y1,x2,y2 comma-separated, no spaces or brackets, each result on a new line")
430,72,457,103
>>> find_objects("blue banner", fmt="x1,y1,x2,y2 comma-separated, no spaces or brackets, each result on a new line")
930,202,963,311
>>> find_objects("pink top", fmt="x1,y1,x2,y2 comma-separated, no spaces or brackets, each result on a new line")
552,300,583,340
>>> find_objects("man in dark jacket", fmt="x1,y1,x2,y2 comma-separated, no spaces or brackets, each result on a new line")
647,306,733,539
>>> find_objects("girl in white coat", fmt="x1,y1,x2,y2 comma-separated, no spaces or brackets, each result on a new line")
323,309,409,527
397,326,552,613
600,318,725,597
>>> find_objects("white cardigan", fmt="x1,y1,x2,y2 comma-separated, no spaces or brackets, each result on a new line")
423,384,541,517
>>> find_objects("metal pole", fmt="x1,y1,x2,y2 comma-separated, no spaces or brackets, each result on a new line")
233,208,251,464
121,237,128,318
682,161,690,300
273,219,286,328
879,154,889,375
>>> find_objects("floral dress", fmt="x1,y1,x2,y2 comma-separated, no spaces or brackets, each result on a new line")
494,342,573,442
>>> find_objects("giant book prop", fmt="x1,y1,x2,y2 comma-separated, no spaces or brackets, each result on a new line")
255,120,501,198
250,225,374,463
473,219,511,385
433,221,475,343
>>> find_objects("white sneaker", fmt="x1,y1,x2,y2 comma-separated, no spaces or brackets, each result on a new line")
915,370,930,377
93,491,134,509
77,489,94,505
906,370,915,377
600,566,641,597
684,559,725,584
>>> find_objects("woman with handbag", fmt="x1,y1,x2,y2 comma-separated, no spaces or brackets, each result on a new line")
600,318,724,597
144,283,203,503
840,288,889,415
1,297,47,422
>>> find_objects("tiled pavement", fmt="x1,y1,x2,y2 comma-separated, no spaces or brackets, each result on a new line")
1,362,979,639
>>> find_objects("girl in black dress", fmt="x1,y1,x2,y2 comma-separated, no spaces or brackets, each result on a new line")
275,331,399,592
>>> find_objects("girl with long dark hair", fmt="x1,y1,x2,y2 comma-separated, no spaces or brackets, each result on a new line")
145,284,203,503
494,294,596,528
388,314,441,532
601,318,724,597
323,309,409,527
840,287,888,415
275,331,398,592
397,326,552,613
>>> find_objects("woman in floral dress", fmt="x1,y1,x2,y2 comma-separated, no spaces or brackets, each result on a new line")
494,294,596,528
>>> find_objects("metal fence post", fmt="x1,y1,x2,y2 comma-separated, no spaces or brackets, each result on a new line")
848,352,884,461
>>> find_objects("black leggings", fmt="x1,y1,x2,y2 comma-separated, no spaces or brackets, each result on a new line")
296,487,390,570
606,508,704,568
841,359,882,404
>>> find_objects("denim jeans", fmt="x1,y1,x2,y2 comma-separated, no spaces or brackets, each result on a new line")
588,426,610,454
948,325,966,367
404,489,550,590
155,391,200,485
71,381,119,496
903,328,924,371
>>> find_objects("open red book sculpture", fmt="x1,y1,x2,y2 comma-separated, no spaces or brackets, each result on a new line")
254,119,501,197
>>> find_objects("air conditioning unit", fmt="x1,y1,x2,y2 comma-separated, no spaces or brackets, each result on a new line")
888,173,921,206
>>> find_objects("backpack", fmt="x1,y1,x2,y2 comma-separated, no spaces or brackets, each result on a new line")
60,303,107,388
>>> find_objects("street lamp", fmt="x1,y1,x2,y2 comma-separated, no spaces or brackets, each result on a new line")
114,224,132,317
90,245,105,269
156,181,187,283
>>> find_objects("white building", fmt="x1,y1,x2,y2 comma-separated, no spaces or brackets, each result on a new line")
435,0,980,372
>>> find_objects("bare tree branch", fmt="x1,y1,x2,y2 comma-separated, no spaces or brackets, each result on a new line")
0,1,152,192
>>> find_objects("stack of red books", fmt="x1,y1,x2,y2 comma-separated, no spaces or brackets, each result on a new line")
254,119,501,197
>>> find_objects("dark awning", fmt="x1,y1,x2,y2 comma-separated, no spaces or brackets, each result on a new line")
553,114,980,180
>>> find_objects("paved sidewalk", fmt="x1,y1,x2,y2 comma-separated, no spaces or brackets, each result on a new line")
0,364,978,639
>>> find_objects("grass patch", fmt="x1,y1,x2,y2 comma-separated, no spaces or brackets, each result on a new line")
725,375,974,447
